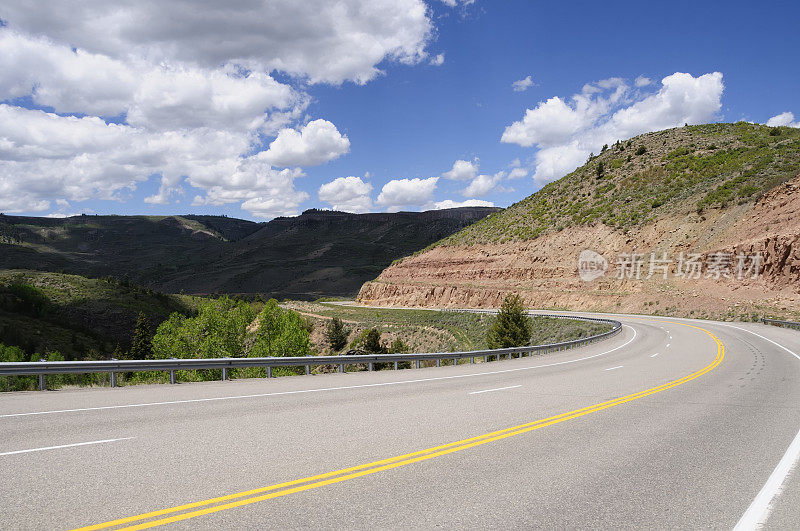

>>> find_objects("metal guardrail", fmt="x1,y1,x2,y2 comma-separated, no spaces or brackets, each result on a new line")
762,318,800,331
0,314,622,390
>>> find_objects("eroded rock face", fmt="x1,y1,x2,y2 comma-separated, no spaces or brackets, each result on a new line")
358,176,800,318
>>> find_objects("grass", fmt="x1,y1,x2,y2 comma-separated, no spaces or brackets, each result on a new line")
0,269,204,360
285,302,613,355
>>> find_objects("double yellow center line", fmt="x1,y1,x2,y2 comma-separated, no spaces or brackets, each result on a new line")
75,320,724,530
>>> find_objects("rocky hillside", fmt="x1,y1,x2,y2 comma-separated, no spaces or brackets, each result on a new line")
0,207,497,299
358,123,800,320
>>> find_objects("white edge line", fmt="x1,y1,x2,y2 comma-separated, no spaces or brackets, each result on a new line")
734,427,800,530
604,365,623,371
0,437,135,457
721,323,800,361
469,385,522,395
1,326,638,419
650,353,659,358
720,323,800,529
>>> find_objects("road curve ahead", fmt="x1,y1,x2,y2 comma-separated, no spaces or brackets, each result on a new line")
1,313,799,530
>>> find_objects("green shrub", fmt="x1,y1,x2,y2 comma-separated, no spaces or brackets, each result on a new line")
351,328,387,353
487,294,533,349
250,299,311,357
389,338,410,354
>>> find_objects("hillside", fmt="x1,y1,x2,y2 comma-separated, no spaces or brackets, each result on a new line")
358,123,800,319
0,207,497,299
0,270,201,360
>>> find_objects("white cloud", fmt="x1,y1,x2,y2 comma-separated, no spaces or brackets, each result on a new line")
0,1,443,217
462,171,506,197
512,75,536,92
442,159,479,181
318,176,373,213
430,53,445,66
530,143,589,184
502,72,724,184
501,96,595,148
0,104,310,218
377,177,438,209
507,167,528,179
635,76,652,87
766,112,800,128
1,0,434,85
263,119,350,167
433,199,494,209
440,0,476,6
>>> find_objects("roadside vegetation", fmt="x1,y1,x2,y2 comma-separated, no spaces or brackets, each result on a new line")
1,290,613,390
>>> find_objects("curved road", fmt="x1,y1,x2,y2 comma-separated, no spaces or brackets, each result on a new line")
1,312,799,529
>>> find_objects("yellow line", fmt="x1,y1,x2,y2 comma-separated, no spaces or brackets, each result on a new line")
73,319,723,531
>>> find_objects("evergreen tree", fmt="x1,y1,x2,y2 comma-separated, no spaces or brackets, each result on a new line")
129,311,152,359
352,328,387,353
487,294,533,349
325,317,349,352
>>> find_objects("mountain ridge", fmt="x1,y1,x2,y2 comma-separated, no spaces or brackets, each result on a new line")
0,207,498,299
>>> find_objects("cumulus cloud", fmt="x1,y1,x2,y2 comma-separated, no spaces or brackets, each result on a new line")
433,199,494,209
430,53,445,66
502,72,724,184
635,76,653,87
442,159,479,181
0,104,311,218
0,1,440,218
440,0,475,5
263,120,350,167
318,176,373,213
766,112,800,128
1,0,434,85
377,177,438,210
463,171,507,197
507,167,528,179
512,75,536,92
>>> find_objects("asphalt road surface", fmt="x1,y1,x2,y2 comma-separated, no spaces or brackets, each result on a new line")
1,312,799,530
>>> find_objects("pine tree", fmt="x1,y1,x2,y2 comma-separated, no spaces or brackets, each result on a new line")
129,312,153,360
487,294,533,349
325,317,349,352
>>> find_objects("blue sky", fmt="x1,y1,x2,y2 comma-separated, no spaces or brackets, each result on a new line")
1,0,798,220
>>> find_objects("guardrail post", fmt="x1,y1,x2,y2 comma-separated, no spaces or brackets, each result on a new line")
38,359,46,390
394,361,399,370
305,365,311,375
452,358,457,366
484,355,488,363
339,363,344,373
471,356,475,363
267,366,272,378
368,362,374,371
110,358,117,387
222,367,228,381
415,360,420,369
436,359,441,367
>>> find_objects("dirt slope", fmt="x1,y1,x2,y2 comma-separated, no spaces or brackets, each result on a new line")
358,123,800,320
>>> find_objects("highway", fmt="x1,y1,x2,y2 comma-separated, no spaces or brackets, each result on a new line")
1,313,799,529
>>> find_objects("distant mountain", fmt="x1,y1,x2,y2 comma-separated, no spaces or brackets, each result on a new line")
0,207,498,299
358,123,800,320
